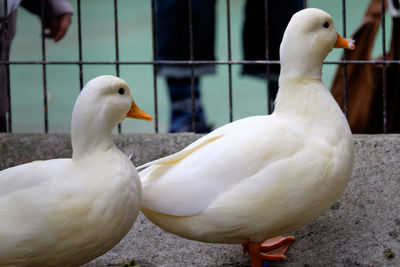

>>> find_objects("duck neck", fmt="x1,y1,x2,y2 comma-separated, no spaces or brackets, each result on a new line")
71,112,116,161
274,43,325,115
279,51,325,83
274,75,347,130
275,77,317,112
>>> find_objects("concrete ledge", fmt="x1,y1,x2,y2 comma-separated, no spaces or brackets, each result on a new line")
1,133,399,266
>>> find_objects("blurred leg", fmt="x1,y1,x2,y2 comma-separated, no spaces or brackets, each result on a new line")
0,114,6,132
155,0,216,133
167,77,211,133
0,10,17,132
242,0,304,112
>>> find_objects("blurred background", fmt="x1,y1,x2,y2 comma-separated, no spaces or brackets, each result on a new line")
9,0,391,133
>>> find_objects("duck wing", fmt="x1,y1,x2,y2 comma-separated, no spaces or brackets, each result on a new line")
0,159,72,198
0,159,75,261
140,115,306,217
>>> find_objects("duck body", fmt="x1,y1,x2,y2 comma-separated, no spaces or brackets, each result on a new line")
0,150,139,266
0,75,152,266
140,8,354,247
141,79,353,244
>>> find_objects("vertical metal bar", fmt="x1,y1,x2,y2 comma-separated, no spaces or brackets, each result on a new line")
303,0,307,8
381,0,387,133
264,0,272,114
151,0,159,133
226,0,233,122
187,0,196,132
113,0,120,78
2,0,12,132
40,0,48,133
77,0,83,90
113,0,121,133
342,0,349,117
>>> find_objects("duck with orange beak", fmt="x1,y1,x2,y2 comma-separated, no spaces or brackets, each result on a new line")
138,8,355,267
0,75,153,266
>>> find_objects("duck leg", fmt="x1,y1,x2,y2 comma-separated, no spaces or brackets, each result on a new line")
242,236,294,267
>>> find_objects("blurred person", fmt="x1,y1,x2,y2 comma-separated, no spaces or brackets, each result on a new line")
0,0,73,132
155,0,303,133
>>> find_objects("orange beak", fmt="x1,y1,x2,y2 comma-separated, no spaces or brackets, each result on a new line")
334,33,355,50
126,101,153,121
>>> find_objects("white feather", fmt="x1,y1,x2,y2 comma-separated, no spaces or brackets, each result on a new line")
0,75,144,266
139,8,354,244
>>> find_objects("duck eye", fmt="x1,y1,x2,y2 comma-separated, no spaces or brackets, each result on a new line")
323,22,329,28
118,88,125,95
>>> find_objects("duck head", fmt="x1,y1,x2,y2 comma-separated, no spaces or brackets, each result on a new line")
279,8,354,82
71,75,152,159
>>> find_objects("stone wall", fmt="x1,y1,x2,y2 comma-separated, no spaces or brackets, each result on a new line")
0,133,399,266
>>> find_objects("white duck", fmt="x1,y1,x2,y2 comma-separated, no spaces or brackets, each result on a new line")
0,75,152,266
139,8,355,267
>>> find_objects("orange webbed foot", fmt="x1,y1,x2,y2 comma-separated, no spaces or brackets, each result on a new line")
243,236,294,267
260,235,294,260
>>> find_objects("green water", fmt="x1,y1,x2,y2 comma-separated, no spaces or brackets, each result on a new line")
9,0,391,133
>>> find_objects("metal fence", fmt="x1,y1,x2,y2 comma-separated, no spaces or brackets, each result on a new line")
0,0,396,134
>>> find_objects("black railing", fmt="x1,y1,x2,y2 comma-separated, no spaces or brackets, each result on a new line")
0,0,396,134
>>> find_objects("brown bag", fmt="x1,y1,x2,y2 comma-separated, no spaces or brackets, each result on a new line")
331,0,400,133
